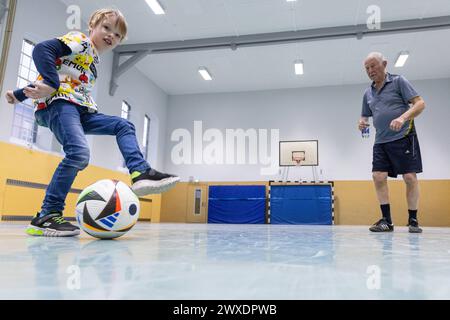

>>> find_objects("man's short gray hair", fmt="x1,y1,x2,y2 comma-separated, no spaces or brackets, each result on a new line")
365,52,387,63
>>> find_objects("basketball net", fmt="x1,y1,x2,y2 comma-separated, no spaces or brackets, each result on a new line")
293,156,304,167
281,152,320,183
292,155,305,181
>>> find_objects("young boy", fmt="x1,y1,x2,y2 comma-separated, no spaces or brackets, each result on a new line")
5,9,179,237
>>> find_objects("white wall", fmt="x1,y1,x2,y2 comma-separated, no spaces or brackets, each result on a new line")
165,78,450,181
93,52,168,172
0,0,168,173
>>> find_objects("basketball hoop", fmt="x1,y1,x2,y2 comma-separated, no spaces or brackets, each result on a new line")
279,141,319,182
292,151,305,167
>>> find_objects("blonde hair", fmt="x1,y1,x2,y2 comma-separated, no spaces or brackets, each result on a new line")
89,8,128,41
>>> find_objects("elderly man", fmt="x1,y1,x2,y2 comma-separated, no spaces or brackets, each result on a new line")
359,52,426,233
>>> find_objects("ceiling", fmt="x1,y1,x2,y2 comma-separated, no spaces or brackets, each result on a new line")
59,0,450,95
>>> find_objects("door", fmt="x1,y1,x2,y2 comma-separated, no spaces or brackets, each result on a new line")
186,185,208,223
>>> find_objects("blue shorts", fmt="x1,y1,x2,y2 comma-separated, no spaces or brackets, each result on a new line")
372,135,423,178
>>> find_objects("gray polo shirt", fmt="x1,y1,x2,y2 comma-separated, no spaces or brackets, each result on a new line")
362,73,419,144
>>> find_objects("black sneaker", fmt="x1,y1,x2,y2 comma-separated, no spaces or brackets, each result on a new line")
26,213,80,237
369,218,394,232
131,168,180,196
408,218,423,233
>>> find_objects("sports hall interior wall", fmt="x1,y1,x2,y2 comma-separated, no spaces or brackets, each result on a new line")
0,0,448,226
162,79,450,226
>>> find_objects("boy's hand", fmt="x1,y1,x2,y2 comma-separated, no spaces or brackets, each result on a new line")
23,82,56,99
5,90,19,104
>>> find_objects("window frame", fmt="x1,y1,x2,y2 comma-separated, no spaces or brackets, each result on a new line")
11,39,38,145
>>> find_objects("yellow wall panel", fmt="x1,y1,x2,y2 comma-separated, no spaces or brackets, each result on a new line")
160,183,189,222
0,141,159,221
2,185,46,215
139,201,152,221
335,180,450,226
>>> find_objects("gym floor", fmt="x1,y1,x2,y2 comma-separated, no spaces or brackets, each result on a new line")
0,222,449,299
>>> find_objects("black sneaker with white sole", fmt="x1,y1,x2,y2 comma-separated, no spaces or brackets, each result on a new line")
26,213,80,237
369,218,394,232
408,218,423,233
131,168,180,196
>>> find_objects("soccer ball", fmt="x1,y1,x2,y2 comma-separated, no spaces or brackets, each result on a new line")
76,179,140,239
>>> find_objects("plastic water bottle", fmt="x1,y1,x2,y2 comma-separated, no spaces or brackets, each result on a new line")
361,126,370,139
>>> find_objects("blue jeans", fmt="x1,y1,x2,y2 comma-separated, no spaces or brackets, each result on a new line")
34,99,150,215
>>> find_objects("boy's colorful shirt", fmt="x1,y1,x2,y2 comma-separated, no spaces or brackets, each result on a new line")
35,31,99,112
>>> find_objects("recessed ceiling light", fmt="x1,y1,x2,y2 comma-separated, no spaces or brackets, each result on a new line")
145,0,165,15
198,67,213,81
294,60,304,75
395,51,409,68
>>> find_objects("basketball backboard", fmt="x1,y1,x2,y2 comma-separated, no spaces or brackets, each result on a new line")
279,140,318,166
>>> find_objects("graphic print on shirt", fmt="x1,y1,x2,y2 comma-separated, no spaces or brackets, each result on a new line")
34,31,99,112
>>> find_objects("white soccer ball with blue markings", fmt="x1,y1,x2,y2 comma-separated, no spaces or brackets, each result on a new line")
76,179,140,239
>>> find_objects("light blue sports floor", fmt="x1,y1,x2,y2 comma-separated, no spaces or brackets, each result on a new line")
0,222,449,300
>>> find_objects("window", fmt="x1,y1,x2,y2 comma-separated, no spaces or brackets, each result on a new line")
143,115,150,160
11,39,38,144
194,189,202,215
121,100,131,120
120,101,131,167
